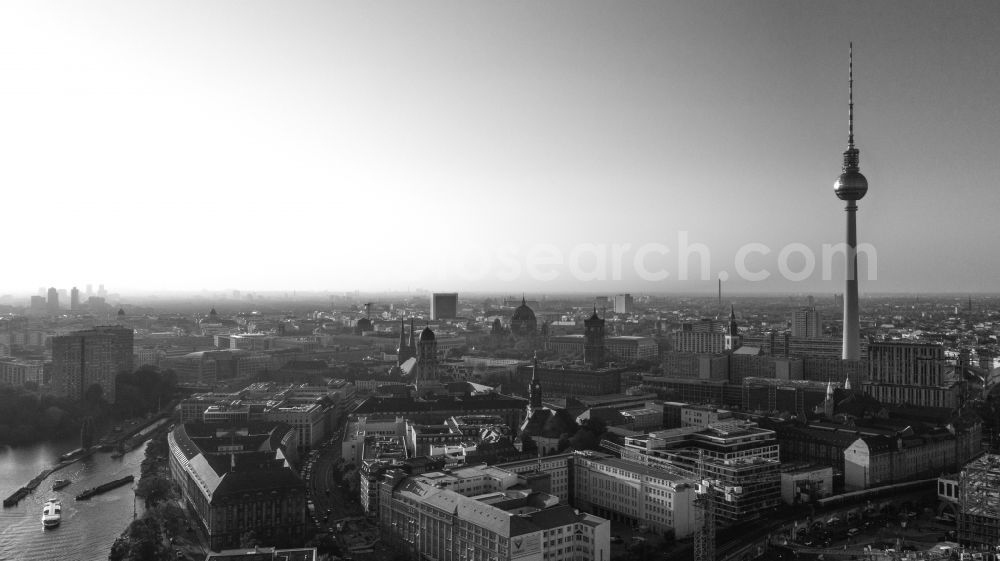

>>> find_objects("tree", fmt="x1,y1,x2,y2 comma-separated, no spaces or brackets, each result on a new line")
122,517,168,561
149,502,186,538
136,475,174,508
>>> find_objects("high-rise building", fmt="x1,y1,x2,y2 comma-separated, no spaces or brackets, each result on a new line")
791,307,822,338
70,287,80,311
29,295,45,312
86,284,93,297
613,293,634,314
46,287,59,314
834,44,868,361
430,292,458,320
861,341,958,408
50,326,134,402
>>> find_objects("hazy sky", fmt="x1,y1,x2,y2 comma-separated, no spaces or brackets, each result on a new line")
2,1,998,296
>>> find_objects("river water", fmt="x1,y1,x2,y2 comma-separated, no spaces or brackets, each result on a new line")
0,439,147,561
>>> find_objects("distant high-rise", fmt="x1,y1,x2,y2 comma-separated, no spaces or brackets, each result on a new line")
50,326,133,402
46,287,59,314
29,295,45,312
430,292,458,320
833,44,868,361
70,287,80,311
613,294,634,315
792,307,822,338
584,308,605,368
98,284,107,297
86,284,93,297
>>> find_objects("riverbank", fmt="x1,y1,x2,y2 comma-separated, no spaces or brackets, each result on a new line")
0,437,149,561
2,410,173,508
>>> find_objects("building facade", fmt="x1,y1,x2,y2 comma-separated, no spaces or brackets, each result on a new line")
167,422,306,551
378,465,611,561
50,326,134,402
431,293,459,320
573,451,698,538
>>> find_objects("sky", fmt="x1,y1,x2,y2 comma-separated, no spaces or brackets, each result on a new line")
1,1,998,296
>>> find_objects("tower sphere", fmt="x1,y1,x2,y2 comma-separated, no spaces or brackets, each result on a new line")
834,169,868,201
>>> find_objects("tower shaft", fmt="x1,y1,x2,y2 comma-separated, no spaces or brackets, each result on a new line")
843,201,860,360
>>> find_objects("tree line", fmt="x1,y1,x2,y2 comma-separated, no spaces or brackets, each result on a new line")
0,366,177,447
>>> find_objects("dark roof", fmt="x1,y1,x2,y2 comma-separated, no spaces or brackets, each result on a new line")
512,303,536,322
420,326,435,341
521,408,577,439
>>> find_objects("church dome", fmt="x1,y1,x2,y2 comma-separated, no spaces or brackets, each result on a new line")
512,303,536,322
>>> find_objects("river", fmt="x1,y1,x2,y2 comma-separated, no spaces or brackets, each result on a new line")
0,438,147,561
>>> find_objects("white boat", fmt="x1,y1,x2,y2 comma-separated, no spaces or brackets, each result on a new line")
42,499,61,528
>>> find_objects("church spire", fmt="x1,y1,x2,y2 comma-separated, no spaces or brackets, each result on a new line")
529,352,542,409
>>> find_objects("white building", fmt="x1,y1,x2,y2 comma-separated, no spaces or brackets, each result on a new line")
379,464,610,561
0,358,43,386
573,451,698,538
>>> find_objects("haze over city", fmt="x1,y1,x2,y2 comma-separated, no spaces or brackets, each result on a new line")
2,1,998,295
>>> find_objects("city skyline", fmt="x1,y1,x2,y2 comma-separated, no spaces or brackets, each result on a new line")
2,2,998,294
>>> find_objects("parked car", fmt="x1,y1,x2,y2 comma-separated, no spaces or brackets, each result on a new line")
847,528,860,537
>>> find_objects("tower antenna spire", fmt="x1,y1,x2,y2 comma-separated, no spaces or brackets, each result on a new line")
848,42,855,149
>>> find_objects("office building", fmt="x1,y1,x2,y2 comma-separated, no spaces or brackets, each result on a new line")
670,331,726,354
0,358,44,387
619,420,781,524
378,464,611,561
70,287,80,311
573,451,699,538
604,336,657,362
163,349,269,386
46,287,59,314
50,326,134,402
613,294,634,315
791,307,822,338
862,341,959,409
513,362,623,398
843,415,982,490
496,453,574,504
167,422,306,550
431,292,458,320
179,383,344,451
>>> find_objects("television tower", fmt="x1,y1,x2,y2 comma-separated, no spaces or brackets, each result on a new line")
834,43,868,361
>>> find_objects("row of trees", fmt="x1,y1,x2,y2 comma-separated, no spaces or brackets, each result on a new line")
0,366,177,447
114,366,177,419
109,430,183,561
0,385,102,446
